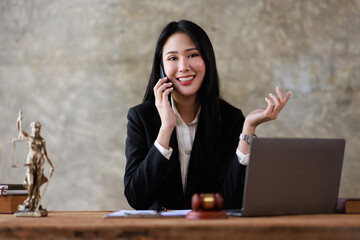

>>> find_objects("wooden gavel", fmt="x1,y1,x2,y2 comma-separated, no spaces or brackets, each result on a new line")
191,193,224,211
186,193,227,219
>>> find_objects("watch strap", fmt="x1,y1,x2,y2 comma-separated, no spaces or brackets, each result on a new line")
239,133,257,144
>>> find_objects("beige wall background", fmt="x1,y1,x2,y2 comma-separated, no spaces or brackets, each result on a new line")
0,0,359,211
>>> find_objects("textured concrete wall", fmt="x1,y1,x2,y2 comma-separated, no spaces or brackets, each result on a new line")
0,0,359,211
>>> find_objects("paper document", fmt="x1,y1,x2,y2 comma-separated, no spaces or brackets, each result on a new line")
105,209,191,218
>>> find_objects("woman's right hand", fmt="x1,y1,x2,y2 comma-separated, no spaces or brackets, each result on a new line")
154,77,175,149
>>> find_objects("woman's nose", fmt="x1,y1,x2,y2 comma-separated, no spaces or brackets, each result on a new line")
178,58,190,72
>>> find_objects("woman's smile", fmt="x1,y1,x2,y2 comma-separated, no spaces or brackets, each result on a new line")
176,75,196,85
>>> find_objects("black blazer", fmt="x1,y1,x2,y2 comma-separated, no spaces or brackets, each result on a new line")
124,99,246,210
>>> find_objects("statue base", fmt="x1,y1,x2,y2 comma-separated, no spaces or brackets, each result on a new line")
14,204,48,217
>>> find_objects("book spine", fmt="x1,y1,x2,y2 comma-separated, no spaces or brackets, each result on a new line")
2,190,28,196
0,184,25,190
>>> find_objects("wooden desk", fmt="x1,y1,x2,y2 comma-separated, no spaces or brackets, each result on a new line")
0,211,359,240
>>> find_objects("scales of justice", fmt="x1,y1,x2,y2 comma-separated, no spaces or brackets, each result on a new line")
10,111,54,217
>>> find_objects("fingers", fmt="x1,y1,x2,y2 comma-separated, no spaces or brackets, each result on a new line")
154,78,172,104
264,87,291,120
269,92,280,107
275,87,283,100
246,87,291,128
264,97,275,119
269,90,281,115
270,87,291,107
283,90,291,104
155,78,172,93
162,86,173,101
153,77,173,105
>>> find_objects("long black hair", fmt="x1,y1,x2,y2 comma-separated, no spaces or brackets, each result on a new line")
143,20,222,127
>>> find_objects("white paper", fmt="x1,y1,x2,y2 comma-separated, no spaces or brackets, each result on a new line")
105,209,191,218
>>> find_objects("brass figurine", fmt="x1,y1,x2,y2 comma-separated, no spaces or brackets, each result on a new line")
11,111,54,217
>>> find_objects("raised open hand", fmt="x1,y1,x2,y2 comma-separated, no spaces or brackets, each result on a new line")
245,87,291,130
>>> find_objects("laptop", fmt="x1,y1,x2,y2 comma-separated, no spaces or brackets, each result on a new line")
227,138,345,217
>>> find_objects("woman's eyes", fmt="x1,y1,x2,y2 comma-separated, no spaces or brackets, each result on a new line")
188,53,200,58
167,53,200,61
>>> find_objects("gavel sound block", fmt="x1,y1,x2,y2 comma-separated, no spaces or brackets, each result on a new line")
185,193,227,219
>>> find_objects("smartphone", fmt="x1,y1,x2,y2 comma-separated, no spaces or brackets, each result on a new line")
159,61,172,106
160,62,166,79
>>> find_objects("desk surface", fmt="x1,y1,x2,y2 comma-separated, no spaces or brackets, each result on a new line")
0,211,360,240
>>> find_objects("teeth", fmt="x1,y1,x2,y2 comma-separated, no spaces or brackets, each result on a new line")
178,76,194,82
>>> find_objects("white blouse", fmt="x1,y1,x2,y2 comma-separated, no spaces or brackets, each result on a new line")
154,97,249,192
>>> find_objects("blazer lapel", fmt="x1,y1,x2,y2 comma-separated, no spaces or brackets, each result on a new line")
169,128,180,168
184,117,205,206
168,128,186,205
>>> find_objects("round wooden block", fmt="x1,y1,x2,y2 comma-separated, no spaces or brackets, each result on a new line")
185,210,227,220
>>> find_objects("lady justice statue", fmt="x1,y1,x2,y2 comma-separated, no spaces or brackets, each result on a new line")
11,111,54,217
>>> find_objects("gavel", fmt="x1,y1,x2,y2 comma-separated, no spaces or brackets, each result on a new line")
191,193,223,211
186,193,227,219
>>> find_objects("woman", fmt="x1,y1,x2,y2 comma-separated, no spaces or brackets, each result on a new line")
124,20,290,210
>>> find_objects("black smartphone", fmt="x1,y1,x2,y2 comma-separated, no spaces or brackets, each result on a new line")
159,61,172,106
160,62,166,79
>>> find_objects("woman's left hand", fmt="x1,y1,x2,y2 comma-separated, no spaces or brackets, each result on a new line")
244,87,291,132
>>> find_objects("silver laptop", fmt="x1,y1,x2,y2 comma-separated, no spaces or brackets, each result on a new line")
228,138,345,217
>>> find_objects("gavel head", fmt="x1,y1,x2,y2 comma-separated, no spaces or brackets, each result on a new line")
191,193,224,211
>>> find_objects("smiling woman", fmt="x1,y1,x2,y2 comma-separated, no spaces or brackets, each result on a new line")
161,32,205,124
162,33,205,93
123,20,291,211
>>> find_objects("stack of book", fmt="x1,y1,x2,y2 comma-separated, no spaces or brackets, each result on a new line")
0,184,27,213
337,198,360,214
